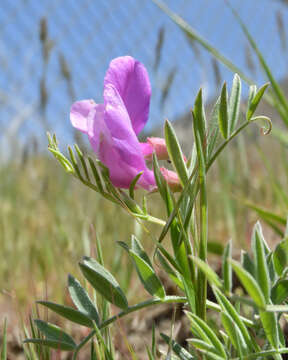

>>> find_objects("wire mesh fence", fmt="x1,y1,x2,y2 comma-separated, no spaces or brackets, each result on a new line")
0,0,288,157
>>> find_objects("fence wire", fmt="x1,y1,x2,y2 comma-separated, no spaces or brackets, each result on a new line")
0,0,288,155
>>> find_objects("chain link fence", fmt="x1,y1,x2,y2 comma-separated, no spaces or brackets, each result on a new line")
0,0,287,157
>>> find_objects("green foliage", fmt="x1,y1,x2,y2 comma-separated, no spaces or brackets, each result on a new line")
24,75,288,360
79,256,128,309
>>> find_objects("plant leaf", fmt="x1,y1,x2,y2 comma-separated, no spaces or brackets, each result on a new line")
68,274,99,324
222,240,232,293
192,89,207,158
241,250,255,277
273,238,288,276
221,312,248,356
259,311,280,349
271,280,288,304
79,256,128,309
251,222,271,302
229,73,241,134
164,119,189,186
131,236,152,267
33,320,76,349
23,339,75,351
161,333,195,360
246,83,269,121
37,301,94,328
186,312,227,358
230,260,266,308
218,82,229,139
191,256,222,288
129,250,165,299
213,288,254,351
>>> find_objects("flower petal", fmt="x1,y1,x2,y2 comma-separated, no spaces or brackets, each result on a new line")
87,84,155,190
104,56,151,135
70,100,96,133
141,137,169,161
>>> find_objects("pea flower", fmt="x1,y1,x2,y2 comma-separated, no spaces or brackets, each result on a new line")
70,56,181,191
141,137,169,161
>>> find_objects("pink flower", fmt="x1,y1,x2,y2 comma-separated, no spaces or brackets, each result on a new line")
141,137,169,161
70,56,156,190
70,56,181,192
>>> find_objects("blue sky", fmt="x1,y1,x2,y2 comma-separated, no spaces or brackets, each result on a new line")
0,0,287,149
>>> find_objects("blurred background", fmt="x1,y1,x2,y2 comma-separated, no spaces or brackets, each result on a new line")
1,0,288,158
1,0,288,344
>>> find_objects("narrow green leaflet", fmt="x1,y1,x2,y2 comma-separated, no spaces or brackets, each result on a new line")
79,256,128,309
25,320,76,351
213,288,255,352
230,260,266,308
252,222,271,302
206,96,220,163
192,89,207,158
119,190,144,215
229,74,241,134
220,312,248,356
218,82,229,139
88,156,104,193
129,172,143,199
191,256,222,288
247,85,257,108
157,252,184,290
186,313,227,358
152,152,175,217
68,274,99,324
188,339,217,354
37,301,94,328
271,280,288,304
160,333,195,360
273,238,288,276
222,240,232,293
259,311,280,349
241,250,255,277
246,83,270,121
23,339,75,352
129,250,166,299
48,147,74,173
164,119,189,186
131,236,152,267
74,144,90,181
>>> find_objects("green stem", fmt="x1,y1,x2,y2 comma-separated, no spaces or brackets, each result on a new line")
72,296,186,359
141,214,166,226
231,348,288,360
196,134,208,320
72,296,255,359
207,120,250,171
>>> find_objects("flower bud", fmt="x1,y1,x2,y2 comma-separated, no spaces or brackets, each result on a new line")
160,167,182,192
141,137,169,161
